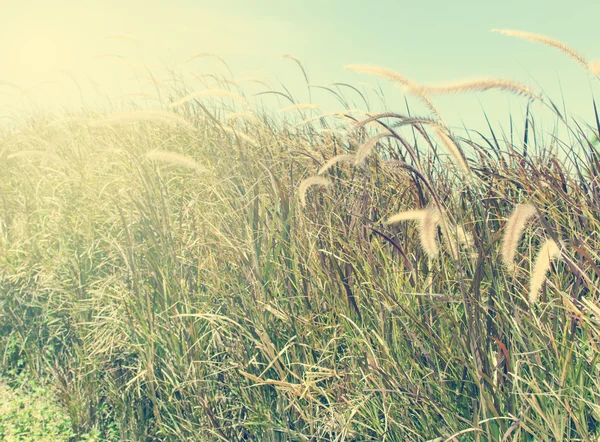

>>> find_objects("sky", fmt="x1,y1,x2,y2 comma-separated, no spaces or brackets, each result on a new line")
1,0,599,133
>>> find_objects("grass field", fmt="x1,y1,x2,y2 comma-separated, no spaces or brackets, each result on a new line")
1,31,600,441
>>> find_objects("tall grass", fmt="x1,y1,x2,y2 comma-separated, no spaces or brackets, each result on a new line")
0,30,599,441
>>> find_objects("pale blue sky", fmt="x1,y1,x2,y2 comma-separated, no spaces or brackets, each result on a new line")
2,0,599,131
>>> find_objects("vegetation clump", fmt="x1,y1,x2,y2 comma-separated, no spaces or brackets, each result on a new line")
1,29,600,441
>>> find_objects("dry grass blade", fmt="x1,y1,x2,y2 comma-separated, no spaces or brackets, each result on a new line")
169,90,247,108
501,204,537,269
529,239,561,303
318,154,356,175
145,150,207,173
298,176,331,206
492,29,588,69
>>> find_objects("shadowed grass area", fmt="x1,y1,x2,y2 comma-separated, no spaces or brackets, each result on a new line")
1,31,600,441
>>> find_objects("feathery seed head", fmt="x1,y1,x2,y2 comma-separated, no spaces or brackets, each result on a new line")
385,210,428,225
145,150,206,173
424,79,539,101
501,204,537,269
529,239,561,304
355,133,391,166
298,176,331,206
433,128,471,178
318,154,356,175
419,207,442,258
492,29,588,70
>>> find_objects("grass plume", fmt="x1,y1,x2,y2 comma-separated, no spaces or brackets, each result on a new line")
422,79,539,100
433,127,471,178
529,239,561,303
145,149,207,173
385,209,428,225
318,154,356,174
355,132,391,165
298,176,331,206
386,207,440,258
493,29,588,70
501,203,538,269
419,207,442,258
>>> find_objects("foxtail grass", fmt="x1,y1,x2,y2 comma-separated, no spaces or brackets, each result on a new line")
318,154,356,175
297,176,331,206
492,29,589,70
501,203,537,269
529,239,561,303
145,150,207,173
